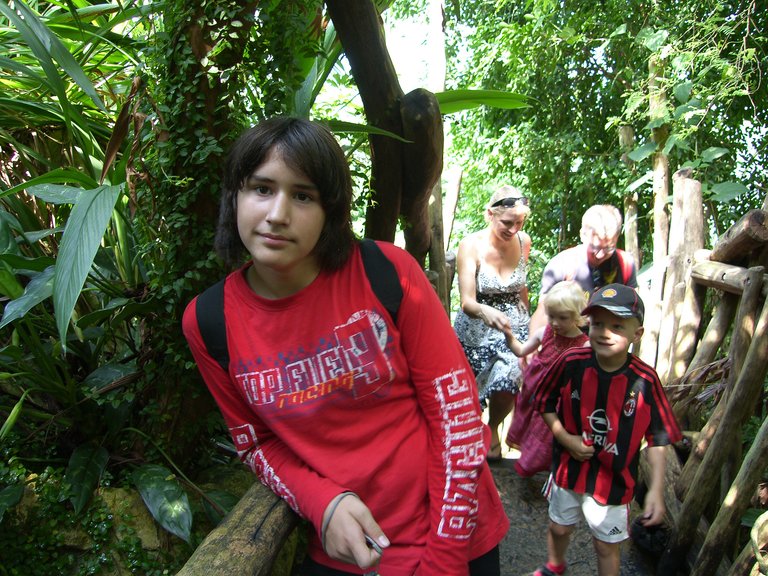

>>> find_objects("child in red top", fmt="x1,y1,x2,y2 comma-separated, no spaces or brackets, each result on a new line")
528,284,681,576
504,280,589,477
182,117,508,576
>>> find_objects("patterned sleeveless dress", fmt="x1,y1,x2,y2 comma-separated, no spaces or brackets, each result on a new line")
454,248,529,405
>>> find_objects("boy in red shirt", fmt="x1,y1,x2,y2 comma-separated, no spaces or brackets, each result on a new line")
529,284,681,576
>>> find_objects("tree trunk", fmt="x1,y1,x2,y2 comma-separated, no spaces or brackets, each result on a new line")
619,124,640,267
326,0,444,264
662,169,705,383
639,54,670,368
325,0,404,243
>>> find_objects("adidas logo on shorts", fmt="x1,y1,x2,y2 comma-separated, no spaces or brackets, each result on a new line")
608,526,623,536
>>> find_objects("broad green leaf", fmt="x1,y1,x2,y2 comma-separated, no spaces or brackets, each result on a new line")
673,81,693,103
710,181,748,202
132,464,192,543
65,443,109,515
0,254,56,274
609,24,627,38
53,184,122,346
0,0,106,112
83,362,139,392
434,89,529,114
662,134,689,156
741,508,766,527
627,142,657,162
637,28,669,52
701,147,729,164
0,269,24,300
28,184,83,205
0,213,21,256
0,266,55,329
0,170,100,199
0,483,25,523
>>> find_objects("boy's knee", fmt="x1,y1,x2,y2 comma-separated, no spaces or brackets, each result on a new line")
592,537,621,558
549,521,575,538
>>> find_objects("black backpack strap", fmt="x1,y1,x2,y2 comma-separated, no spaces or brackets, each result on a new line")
195,278,229,372
359,239,403,324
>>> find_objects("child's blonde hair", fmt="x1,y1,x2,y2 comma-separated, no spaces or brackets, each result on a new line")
544,280,588,327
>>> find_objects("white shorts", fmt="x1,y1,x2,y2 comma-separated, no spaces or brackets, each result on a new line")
543,476,630,543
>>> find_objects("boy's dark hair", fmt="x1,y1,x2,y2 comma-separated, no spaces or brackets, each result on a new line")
214,117,356,270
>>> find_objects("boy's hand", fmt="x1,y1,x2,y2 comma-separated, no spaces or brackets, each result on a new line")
640,488,666,526
322,494,389,569
562,433,595,461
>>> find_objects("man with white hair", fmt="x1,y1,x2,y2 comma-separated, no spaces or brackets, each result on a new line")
528,204,638,336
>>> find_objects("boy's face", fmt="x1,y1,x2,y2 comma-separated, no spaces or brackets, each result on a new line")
237,149,326,281
587,307,644,366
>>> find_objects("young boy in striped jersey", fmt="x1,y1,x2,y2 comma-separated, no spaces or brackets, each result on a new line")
528,284,681,576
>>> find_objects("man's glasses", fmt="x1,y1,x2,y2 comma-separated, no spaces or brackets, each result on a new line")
589,242,616,256
491,196,529,208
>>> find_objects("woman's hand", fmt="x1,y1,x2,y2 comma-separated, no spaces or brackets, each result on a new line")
479,304,511,332
322,493,390,569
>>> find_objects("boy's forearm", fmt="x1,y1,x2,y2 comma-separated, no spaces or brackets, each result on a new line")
542,412,565,441
645,446,666,494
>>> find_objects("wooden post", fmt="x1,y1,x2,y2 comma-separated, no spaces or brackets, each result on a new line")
641,55,671,371
682,290,736,378
657,169,704,383
690,414,768,576
710,209,768,265
176,482,299,576
676,267,765,498
429,180,450,314
667,172,704,382
619,124,640,267
667,289,735,428
658,290,768,573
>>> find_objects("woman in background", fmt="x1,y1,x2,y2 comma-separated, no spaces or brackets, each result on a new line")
454,186,532,462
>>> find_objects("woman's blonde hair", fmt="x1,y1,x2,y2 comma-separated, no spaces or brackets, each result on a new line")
485,185,531,223
544,280,588,326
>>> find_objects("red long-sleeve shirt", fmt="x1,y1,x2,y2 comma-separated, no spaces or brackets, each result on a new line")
182,241,508,575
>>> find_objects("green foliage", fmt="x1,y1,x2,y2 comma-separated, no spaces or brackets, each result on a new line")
65,444,109,515
0,458,186,575
132,464,193,544
444,0,766,291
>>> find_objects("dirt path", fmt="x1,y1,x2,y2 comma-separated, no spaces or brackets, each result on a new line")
491,457,658,576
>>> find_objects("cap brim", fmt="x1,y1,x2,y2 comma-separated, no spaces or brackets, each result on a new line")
582,304,634,318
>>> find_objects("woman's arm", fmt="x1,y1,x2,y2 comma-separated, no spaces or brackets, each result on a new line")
519,231,532,310
456,234,510,332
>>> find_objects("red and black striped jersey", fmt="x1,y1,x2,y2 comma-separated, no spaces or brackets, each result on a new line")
533,347,682,505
